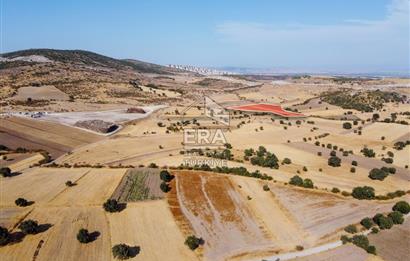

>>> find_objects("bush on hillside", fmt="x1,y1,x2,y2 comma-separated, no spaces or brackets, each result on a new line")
352,186,375,200
392,201,410,214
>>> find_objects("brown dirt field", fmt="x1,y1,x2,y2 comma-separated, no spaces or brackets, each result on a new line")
268,185,409,242
230,176,312,249
0,117,102,158
12,85,69,101
368,217,410,261
173,171,272,261
108,200,199,261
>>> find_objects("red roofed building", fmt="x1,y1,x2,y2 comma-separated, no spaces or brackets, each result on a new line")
227,103,305,118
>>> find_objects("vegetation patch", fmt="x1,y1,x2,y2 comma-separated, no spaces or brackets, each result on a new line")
320,90,405,112
111,168,164,202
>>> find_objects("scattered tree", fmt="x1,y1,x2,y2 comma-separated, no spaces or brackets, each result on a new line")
0,226,10,246
392,201,410,214
159,170,174,182
388,211,404,224
344,224,357,234
18,219,39,234
328,156,341,167
112,244,135,259
342,122,352,129
0,167,11,177
160,182,171,193
77,229,93,244
352,186,375,200
368,168,388,181
185,235,202,250
360,218,374,229
103,199,123,213
15,198,29,207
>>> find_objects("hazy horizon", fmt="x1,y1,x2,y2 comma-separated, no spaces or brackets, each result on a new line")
1,0,409,74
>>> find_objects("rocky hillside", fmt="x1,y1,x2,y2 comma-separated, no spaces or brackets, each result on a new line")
0,49,184,100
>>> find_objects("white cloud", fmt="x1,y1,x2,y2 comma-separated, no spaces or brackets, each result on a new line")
216,0,409,73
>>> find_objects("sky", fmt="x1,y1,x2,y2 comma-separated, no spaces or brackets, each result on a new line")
1,0,409,74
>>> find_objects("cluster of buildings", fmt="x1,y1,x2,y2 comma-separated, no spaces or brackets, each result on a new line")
167,64,236,76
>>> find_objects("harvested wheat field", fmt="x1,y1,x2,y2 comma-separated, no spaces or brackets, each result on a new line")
0,116,102,158
0,167,91,206
108,200,198,261
57,134,182,165
48,168,126,206
0,206,111,261
3,153,45,173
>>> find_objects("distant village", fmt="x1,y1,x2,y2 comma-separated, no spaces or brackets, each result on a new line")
167,64,237,76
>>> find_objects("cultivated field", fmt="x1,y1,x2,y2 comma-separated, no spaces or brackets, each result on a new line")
0,116,102,158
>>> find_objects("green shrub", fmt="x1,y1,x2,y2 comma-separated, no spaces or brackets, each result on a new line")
185,235,201,250
302,179,314,188
15,198,29,207
282,158,292,164
65,180,75,187
361,147,375,157
160,182,171,193
371,227,379,234
295,245,304,251
328,156,341,167
350,167,356,173
351,234,369,249
343,122,352,129
263,184,270,191
18,219,39,234
0,167,11,177
373,214,393,230
0,226,10,246
341,235,351,244
103,199,123,213
344,224,357,234
392,201,410,214
360,218,374,229
289,175,304,186
331,187,340,193
159,170,174,182
388,211,404,224
112,244,134,259
77,229,92,243
352,186,375,200
351,160,358,166
368,168,388,181
366,245,376,255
